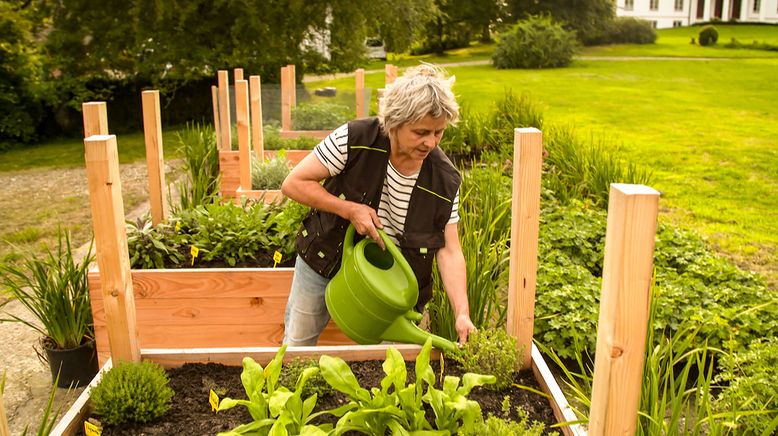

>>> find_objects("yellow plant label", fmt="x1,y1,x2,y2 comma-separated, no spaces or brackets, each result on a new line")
209,389,220,411
84,421,102,436
273,251,282,267
190,245,200,266
175,221,181,232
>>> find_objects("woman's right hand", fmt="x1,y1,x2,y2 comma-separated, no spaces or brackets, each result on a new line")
346,202,385,250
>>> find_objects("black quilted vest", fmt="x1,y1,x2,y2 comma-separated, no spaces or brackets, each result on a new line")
295,118,461,310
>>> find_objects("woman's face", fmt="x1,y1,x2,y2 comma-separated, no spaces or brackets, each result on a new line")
391,114,448,164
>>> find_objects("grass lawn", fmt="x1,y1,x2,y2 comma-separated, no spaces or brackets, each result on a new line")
307,31,778,286
583,24,778,58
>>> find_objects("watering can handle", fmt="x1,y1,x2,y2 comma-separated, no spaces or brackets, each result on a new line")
342,224,418,289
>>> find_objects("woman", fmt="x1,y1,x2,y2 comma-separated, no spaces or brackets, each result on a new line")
281,63,475,346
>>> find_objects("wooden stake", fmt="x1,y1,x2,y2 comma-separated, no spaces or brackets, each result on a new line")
141,91,169,226
385,64,398,85
589,184,660,436
288,64,296,109
218,70,232,150
82,102,109,137
235,79,251,191
507,128,543,370
250,75,265,161
234,68,244,82
355,68,366,118
84,135,141,363
280,66,291,131
211,85,222,150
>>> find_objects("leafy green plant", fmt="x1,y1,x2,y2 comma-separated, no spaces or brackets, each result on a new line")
279,357,331,399
699,25,719,46
0,229,95,349
263,123,320,151
460,407,545,436
251,151,290,190
174,122,220,212
429,164,512,339
714,337,778,433
217,345,332,435
319,338,496,434
450,328,520,390
126,217,185,269
292,102,351,130
492,15,579,69
90,361,174,426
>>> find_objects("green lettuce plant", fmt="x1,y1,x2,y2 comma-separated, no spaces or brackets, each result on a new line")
217,345,332,436
319,338,496,435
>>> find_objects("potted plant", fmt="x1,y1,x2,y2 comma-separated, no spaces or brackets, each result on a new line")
0,230,98,388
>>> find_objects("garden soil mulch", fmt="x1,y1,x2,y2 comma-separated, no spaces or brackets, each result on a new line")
90,359,563,435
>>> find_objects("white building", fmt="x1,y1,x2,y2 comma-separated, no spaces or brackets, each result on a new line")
615,0,778,28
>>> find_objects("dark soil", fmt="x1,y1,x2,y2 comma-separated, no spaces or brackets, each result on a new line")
90,359,561,435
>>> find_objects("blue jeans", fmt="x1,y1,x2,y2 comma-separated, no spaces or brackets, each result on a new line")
283,256,332,345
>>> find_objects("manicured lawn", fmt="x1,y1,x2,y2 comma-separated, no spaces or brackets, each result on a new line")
0,129,184,172
583,24,778,58
308,51,778,286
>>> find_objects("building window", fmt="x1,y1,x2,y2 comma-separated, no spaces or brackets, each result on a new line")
673,20,683,27
675,0,684,11
650,0,660,11
753,0,760,13
625,0,634,11
651,21,658,28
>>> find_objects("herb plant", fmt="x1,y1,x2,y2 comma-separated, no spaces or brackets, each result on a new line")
126,217,184,269
279,357,331,399
251,151,290,191
90,361,174,426
450,328,520,390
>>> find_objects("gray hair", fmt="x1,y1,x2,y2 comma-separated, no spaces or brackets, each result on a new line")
378,63,459,136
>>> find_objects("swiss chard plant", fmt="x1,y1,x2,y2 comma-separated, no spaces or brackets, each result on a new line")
216,345,332,436
318,338,496,435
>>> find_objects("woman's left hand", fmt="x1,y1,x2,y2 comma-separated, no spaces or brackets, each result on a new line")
455,313,476,344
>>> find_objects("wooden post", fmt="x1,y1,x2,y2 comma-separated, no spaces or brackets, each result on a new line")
280,66,292,131
507,128,543,370
235,79,251,191
355,68,366,118
589,184,660,436
234,68,244,82
84,135,141,363
141,91,169,226
82,102,109,137
250,75,264,161
385,64,398,85
211,85,222,150
218,70,232,150
0,393,10,436
288,64,296,110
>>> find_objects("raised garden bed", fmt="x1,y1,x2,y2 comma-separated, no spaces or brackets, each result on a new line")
52,344,582,435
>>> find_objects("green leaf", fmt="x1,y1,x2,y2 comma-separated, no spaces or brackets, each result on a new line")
319,355,370,402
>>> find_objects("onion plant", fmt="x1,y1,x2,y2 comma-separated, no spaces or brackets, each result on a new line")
0,230,95,350
173,122,220,212
429,163,512,339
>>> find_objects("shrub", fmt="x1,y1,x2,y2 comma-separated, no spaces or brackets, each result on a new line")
450,328,520,390
279,357,331,399
590,17,656,45
699,25,719,46
90,361,174,425
714,337,778,433
251,151,290,190
292,102,351,130
492,16,578,69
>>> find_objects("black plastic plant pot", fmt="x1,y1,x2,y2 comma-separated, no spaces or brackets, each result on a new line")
43,338,99,388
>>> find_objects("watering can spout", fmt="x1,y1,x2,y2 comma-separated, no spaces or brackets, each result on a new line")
380,311,458,354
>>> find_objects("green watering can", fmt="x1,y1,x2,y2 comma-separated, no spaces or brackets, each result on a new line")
325,224,458,353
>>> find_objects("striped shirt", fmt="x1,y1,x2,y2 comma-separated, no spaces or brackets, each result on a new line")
314,123,460,243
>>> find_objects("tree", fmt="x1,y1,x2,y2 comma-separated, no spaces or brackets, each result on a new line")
507,0,615,44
